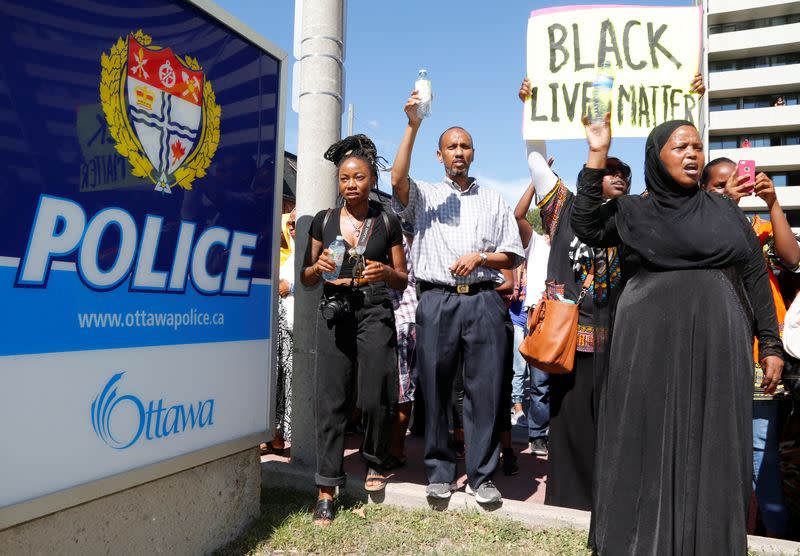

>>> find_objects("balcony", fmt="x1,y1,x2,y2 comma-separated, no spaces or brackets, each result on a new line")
708,22,800,60
708,0,800,23
710,104,800,135
708,144,800,172
709,64,800,98
739,187,800,212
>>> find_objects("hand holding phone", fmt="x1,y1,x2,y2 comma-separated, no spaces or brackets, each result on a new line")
737,160,756,194
753,173,777,208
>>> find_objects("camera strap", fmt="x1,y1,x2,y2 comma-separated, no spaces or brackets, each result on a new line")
359,210,391,247
349,214,377,284
356,215,377,251
322,208,388,248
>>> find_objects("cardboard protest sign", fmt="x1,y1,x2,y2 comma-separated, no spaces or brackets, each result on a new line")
523,5,702,140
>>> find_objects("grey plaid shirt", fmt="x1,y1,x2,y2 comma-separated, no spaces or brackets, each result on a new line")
392,177,524,286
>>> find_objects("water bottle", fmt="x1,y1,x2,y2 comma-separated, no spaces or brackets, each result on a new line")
322,235,346,281
415,69,432,119
591,61,614,123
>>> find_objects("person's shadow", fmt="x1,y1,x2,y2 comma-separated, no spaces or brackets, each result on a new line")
415,193,461,243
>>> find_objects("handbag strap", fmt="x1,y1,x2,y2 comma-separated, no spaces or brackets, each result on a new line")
528,269,594,326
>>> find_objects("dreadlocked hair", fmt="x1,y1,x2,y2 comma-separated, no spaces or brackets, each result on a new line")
323,134,387,181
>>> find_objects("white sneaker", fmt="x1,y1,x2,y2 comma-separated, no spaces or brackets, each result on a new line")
426,482,454,499
465,481,502,504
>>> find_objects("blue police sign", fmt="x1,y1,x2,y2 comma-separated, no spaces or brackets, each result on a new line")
0,0,285,522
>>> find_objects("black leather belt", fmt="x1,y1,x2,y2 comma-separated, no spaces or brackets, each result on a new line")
418,280,496,295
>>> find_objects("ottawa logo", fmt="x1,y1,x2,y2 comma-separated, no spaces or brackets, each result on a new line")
91,372,215,450
100,31,220,194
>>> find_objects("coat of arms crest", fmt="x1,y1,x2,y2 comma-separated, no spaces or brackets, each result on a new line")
100,31,220,193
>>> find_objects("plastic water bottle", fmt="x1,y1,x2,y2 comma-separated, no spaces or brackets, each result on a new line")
415,69,432,119
591,61,614,122
322,235,346,281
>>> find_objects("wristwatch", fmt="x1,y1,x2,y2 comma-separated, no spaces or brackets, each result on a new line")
478,251,488,265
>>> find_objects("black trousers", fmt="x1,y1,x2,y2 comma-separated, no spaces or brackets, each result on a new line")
416,287,508,489
498,317,514,434
450,317,513,434
314,283,398,487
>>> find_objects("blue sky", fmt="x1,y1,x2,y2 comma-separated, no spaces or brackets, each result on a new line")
216,0,694,205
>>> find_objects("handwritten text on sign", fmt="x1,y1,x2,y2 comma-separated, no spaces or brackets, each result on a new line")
523,6,702,140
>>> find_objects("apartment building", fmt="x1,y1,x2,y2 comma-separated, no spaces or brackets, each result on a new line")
704,0,800,223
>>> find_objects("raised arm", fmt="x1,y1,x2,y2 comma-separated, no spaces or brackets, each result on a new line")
390,91,423,207
755,172,800,268
571,113,621,248
516,150,559,249
519,78,559,201
517,78,562,247
514,183,535,249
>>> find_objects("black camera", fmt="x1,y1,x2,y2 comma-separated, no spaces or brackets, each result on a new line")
320,293,353,321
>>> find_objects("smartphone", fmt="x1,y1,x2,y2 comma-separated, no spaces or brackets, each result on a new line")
737,160,756,194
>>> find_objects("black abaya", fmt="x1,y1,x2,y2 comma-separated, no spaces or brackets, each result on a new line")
572,153,782,554
594,267,753,554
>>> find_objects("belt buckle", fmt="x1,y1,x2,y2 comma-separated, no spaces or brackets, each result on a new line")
456,284,469,294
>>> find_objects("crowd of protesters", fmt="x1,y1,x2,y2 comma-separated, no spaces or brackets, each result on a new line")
270,75,800,552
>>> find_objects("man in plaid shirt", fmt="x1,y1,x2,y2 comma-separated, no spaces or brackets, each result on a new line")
391,91,524,505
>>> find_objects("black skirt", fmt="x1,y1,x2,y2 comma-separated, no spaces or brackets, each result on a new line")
545,351,596,511
592,268,751,555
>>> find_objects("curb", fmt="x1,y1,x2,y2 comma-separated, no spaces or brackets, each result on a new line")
262,461,800,555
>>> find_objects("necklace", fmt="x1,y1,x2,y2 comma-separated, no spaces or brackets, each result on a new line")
343,206,365,235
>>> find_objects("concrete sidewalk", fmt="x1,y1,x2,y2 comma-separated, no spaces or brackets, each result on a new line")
261,429,800,556
261,426,547,503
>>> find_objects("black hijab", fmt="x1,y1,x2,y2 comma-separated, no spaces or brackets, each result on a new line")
615,120,753,270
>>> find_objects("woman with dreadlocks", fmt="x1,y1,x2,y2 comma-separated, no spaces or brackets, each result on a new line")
300,134,408,526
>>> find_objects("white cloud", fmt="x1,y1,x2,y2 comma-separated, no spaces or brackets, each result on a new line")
367,119,380,129
472,173,531,207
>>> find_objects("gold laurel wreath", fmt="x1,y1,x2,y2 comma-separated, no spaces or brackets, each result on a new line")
99,31,220,191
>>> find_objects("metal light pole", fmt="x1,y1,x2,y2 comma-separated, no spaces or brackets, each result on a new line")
347,103,354,136
291,0,345,469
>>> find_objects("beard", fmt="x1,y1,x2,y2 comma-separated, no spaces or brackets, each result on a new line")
445,163,469,178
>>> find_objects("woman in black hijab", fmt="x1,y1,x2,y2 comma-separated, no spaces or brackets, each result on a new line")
572,116,784,554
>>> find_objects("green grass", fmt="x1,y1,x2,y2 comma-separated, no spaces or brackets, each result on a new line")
216,487,591,555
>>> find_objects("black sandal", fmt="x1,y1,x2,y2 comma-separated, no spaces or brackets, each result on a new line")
312,498,334,526
365,466,387,492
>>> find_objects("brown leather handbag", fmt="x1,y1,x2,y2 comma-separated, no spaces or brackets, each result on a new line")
519,273,593,374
